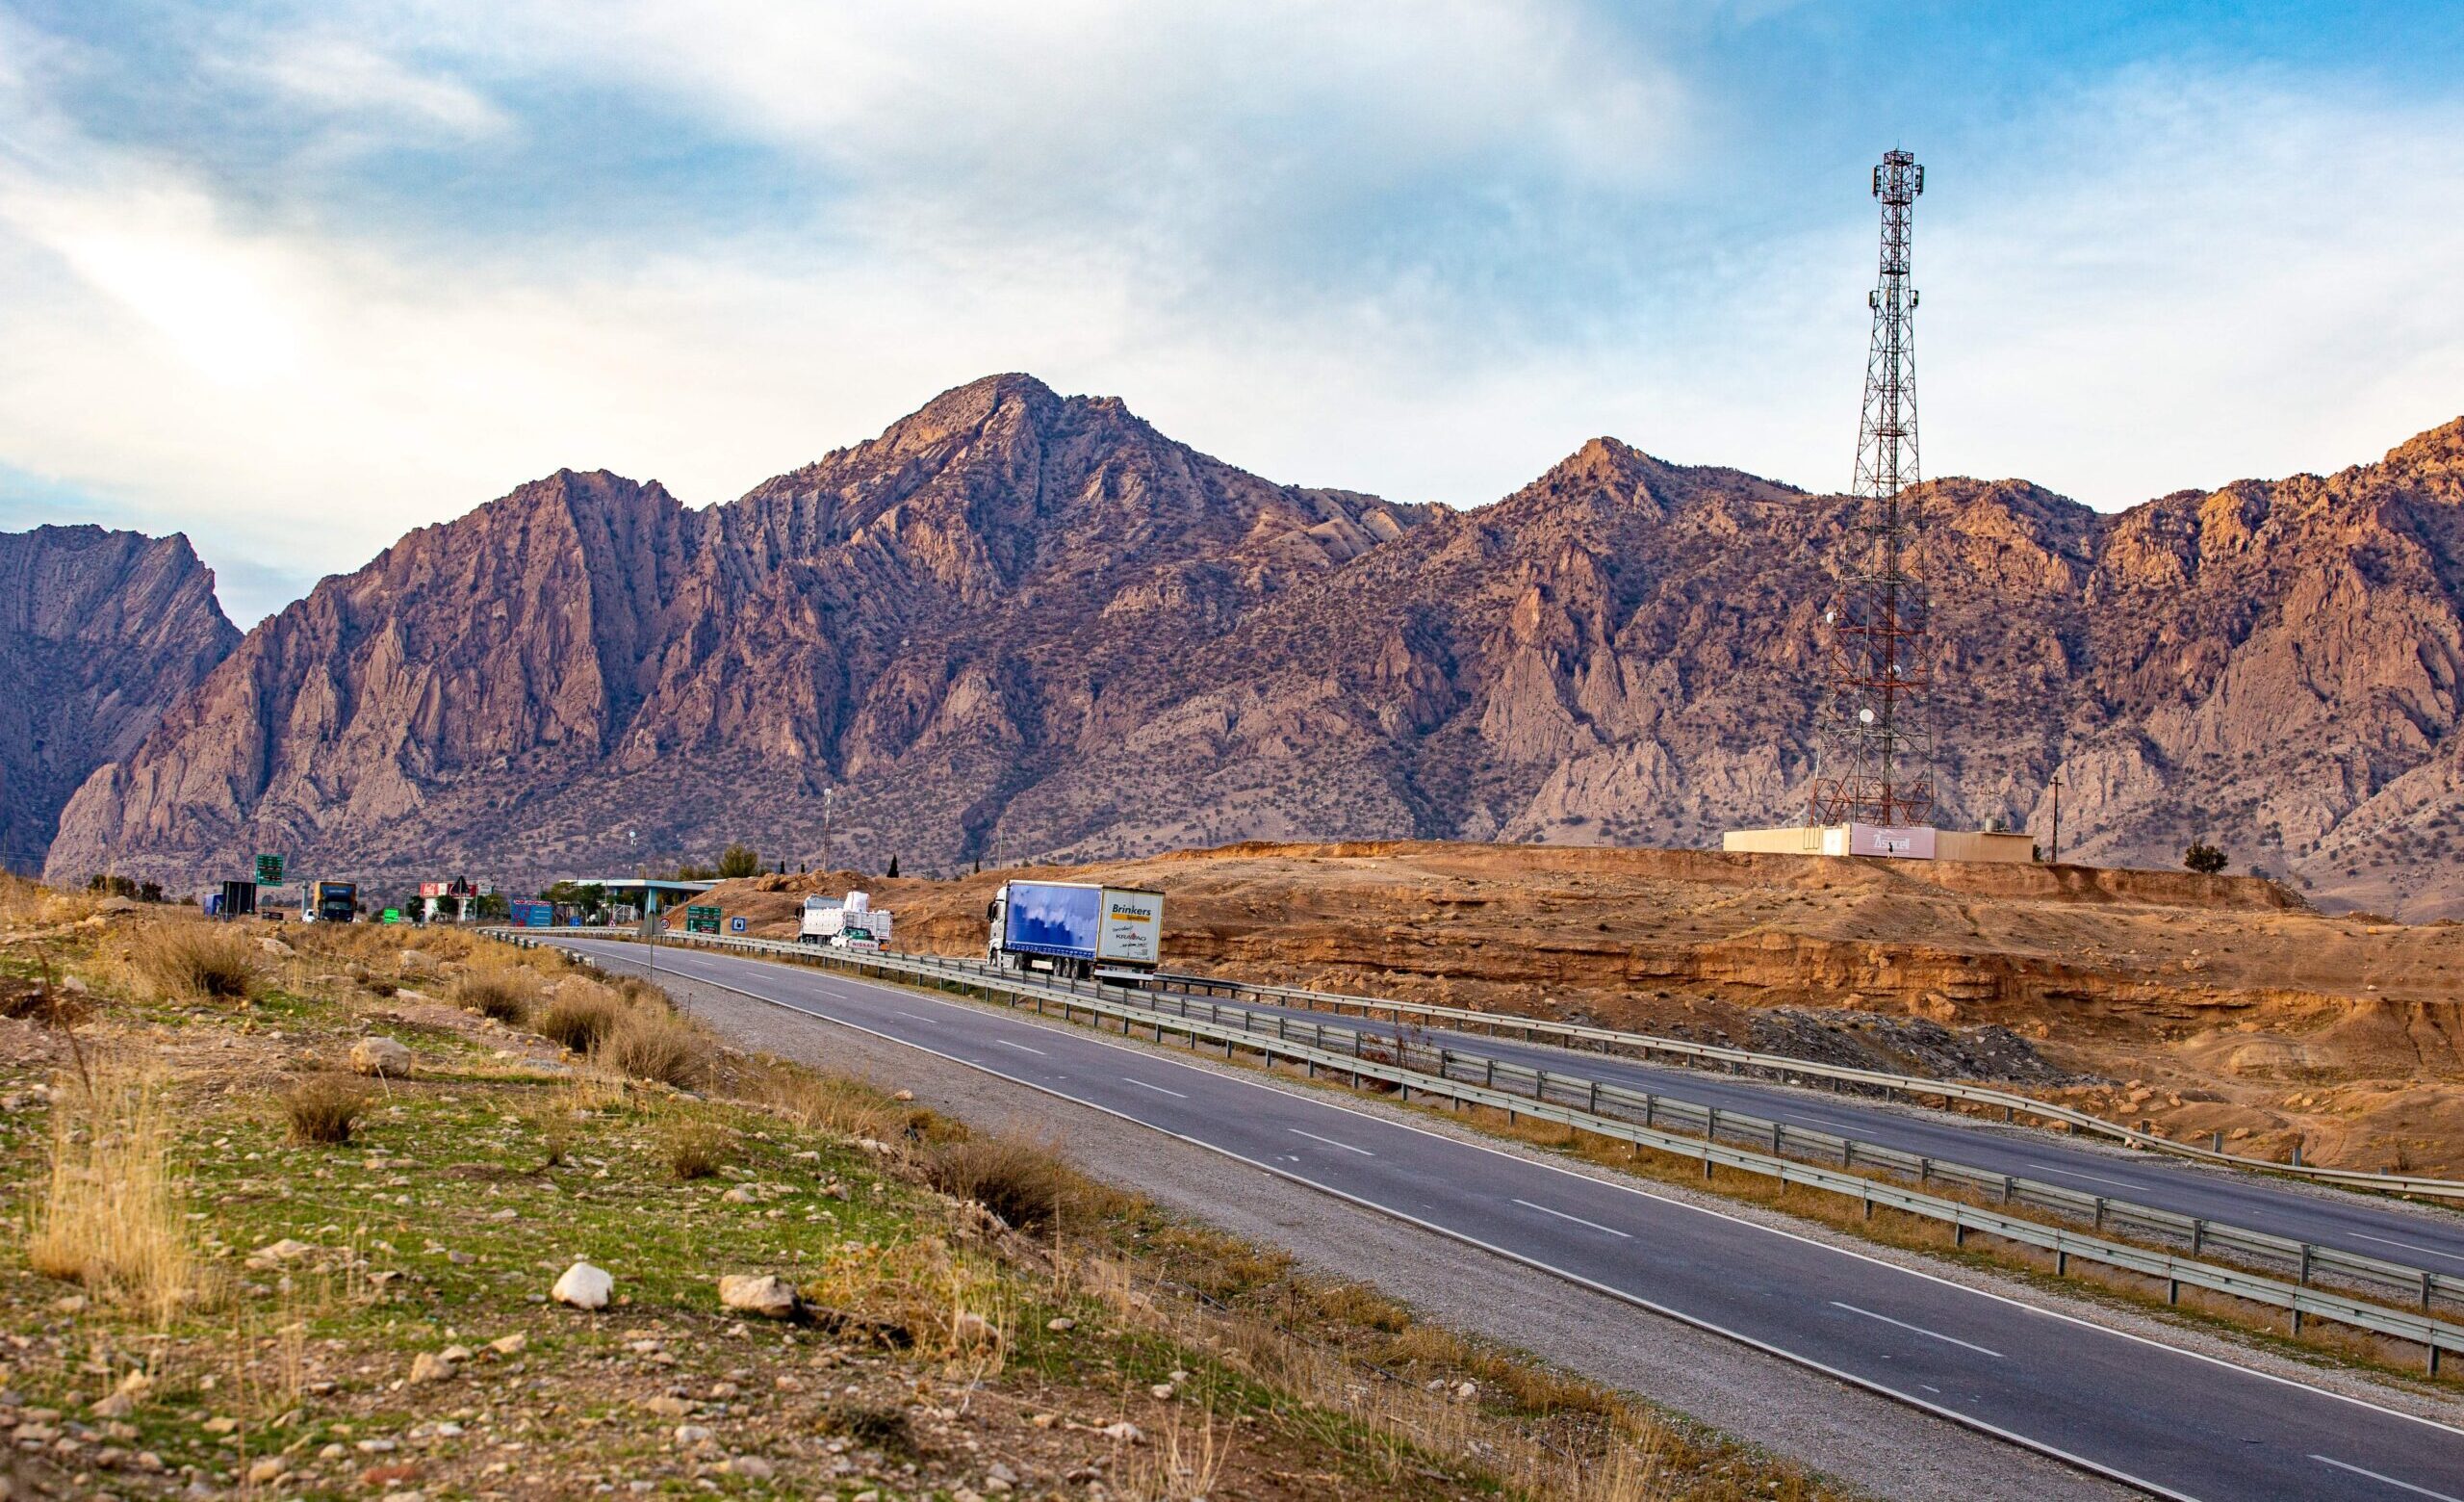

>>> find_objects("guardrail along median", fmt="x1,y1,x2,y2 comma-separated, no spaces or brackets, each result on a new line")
492,927,2464,1377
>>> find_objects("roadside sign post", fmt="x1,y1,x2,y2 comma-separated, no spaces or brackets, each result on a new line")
729,916,747,934
685,904,722,936
255,853,285,886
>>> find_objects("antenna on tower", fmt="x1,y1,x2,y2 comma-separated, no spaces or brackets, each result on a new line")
1810,148,1933,828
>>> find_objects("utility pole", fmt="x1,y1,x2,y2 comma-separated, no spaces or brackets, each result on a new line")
2049,775,2063,866
821,787,835,877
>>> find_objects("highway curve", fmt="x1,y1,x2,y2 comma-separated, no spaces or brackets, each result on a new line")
552,936,2464,1502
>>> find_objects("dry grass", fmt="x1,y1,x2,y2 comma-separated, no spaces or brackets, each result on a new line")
130,922,263,1002
592,1006,710,1087
1115,1403,1230,1501
450,967,536,1023
24,1059,205,1324
921,1135,1122,1233
800,1235,1007,1360
665,1119,732,1180
277,1074,371,1145
532,981,628,1054
757,1068,907,1146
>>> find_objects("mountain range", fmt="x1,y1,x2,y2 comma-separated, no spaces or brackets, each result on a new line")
26,374,2464,919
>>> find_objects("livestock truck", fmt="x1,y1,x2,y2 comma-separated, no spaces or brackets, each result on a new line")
800,892,892,949
985,880,1164,982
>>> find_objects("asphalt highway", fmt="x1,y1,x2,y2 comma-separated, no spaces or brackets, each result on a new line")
1127,980,2464,1277
554,936,2464,1502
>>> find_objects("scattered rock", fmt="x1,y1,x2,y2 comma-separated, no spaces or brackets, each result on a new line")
409,1352,454,1384
721,1185,757,1204
954,1311,1000,1347
1100,1421,1143,1444
246,1458,285,1484
487,1333,526,1357
552,1260,613,1311
644,1396,692,1418
723,1457,775,1480
717,1274,801,1320
892,1089,915,1102
1147,1384,1174,1400
256,936,295,958
673,1424,713,1446
89,1391,134,1420
349,1037,414,1078
1453,1381,1477,1401
1045,1316,1076,1333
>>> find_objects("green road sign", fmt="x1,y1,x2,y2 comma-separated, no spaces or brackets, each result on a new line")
255,853,285,885
381,908,401,923
684,903,723,935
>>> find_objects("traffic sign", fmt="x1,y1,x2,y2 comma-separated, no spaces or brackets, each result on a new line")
381,908,401,924
729,916,747,933
255,853,285,885
684,903,723,935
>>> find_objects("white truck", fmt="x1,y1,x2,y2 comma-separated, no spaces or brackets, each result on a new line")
985,879,1164,982
799,891,893,949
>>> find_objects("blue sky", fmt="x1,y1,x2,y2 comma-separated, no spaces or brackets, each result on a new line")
1,2,2459,624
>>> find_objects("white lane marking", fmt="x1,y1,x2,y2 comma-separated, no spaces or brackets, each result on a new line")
1122,1077,1189,1100
1512,1199,1632,1239
2312,1455,2464,1501
992,1039,1047,1055
1287,1127,1373,1156
2037,1166,2141,1190
1830,1302,2005,1360
895,1011,937,1023
2349,1232,2464,1268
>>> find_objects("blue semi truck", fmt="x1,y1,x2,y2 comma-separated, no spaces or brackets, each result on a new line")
985,880,1165,983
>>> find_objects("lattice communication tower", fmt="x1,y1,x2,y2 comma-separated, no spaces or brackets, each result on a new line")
1809,148,1933,826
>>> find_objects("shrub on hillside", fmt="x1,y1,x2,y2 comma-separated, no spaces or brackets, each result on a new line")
132,924,263,1002
921,1135,1117,1233
591,1007,708,1087
451,969,536,1023
279,1074,371,1145
533,983,626,1054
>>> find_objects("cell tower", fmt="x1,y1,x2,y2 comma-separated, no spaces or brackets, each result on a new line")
1809,148,1933,828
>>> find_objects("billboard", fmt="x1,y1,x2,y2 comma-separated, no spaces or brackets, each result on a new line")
1002,882,1101,959
1094,889,1164,964
508,899,555,927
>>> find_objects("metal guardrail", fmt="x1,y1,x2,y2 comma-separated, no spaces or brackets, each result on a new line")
498,926,2464,1373
1145,970,2464,1204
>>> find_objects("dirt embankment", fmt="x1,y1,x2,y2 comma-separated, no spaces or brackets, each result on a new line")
701,842,2464,1176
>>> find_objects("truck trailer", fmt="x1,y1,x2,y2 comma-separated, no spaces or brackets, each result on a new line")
300,880,358,923
800,892,892,949
985,880,1163,982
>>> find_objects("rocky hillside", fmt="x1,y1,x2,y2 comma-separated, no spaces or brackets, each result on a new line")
41,376,2464,917
0,526,238,875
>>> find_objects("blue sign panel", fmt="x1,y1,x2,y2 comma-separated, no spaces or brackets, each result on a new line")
1003,882,1100,959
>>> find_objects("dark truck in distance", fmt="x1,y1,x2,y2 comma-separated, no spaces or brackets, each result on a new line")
986,879,1164,983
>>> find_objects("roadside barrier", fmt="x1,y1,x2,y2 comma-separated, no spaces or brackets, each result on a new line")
1144,971,2464,1204
491,926,2464,1374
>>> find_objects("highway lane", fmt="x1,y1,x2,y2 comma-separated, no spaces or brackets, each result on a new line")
1127,980,2464,1276
558,937,2464,1502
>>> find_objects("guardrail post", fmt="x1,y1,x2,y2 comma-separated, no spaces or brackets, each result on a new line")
2093,1198,2107,1231
2425,1273,2436,1311
2056,1248,2068,1276
1707,1105,1719,1145
2167,1277,2180,1305
1861,1194,1873,1221
2191,1219,2204,1255
1953,1221,1966,1248
2001,1176,2015,1204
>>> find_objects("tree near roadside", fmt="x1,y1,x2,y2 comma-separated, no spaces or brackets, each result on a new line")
716,843,761,879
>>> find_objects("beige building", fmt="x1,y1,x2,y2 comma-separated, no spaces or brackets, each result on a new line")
1723,823,2037,865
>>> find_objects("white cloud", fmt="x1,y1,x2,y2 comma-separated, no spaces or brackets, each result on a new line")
241,34,508,140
